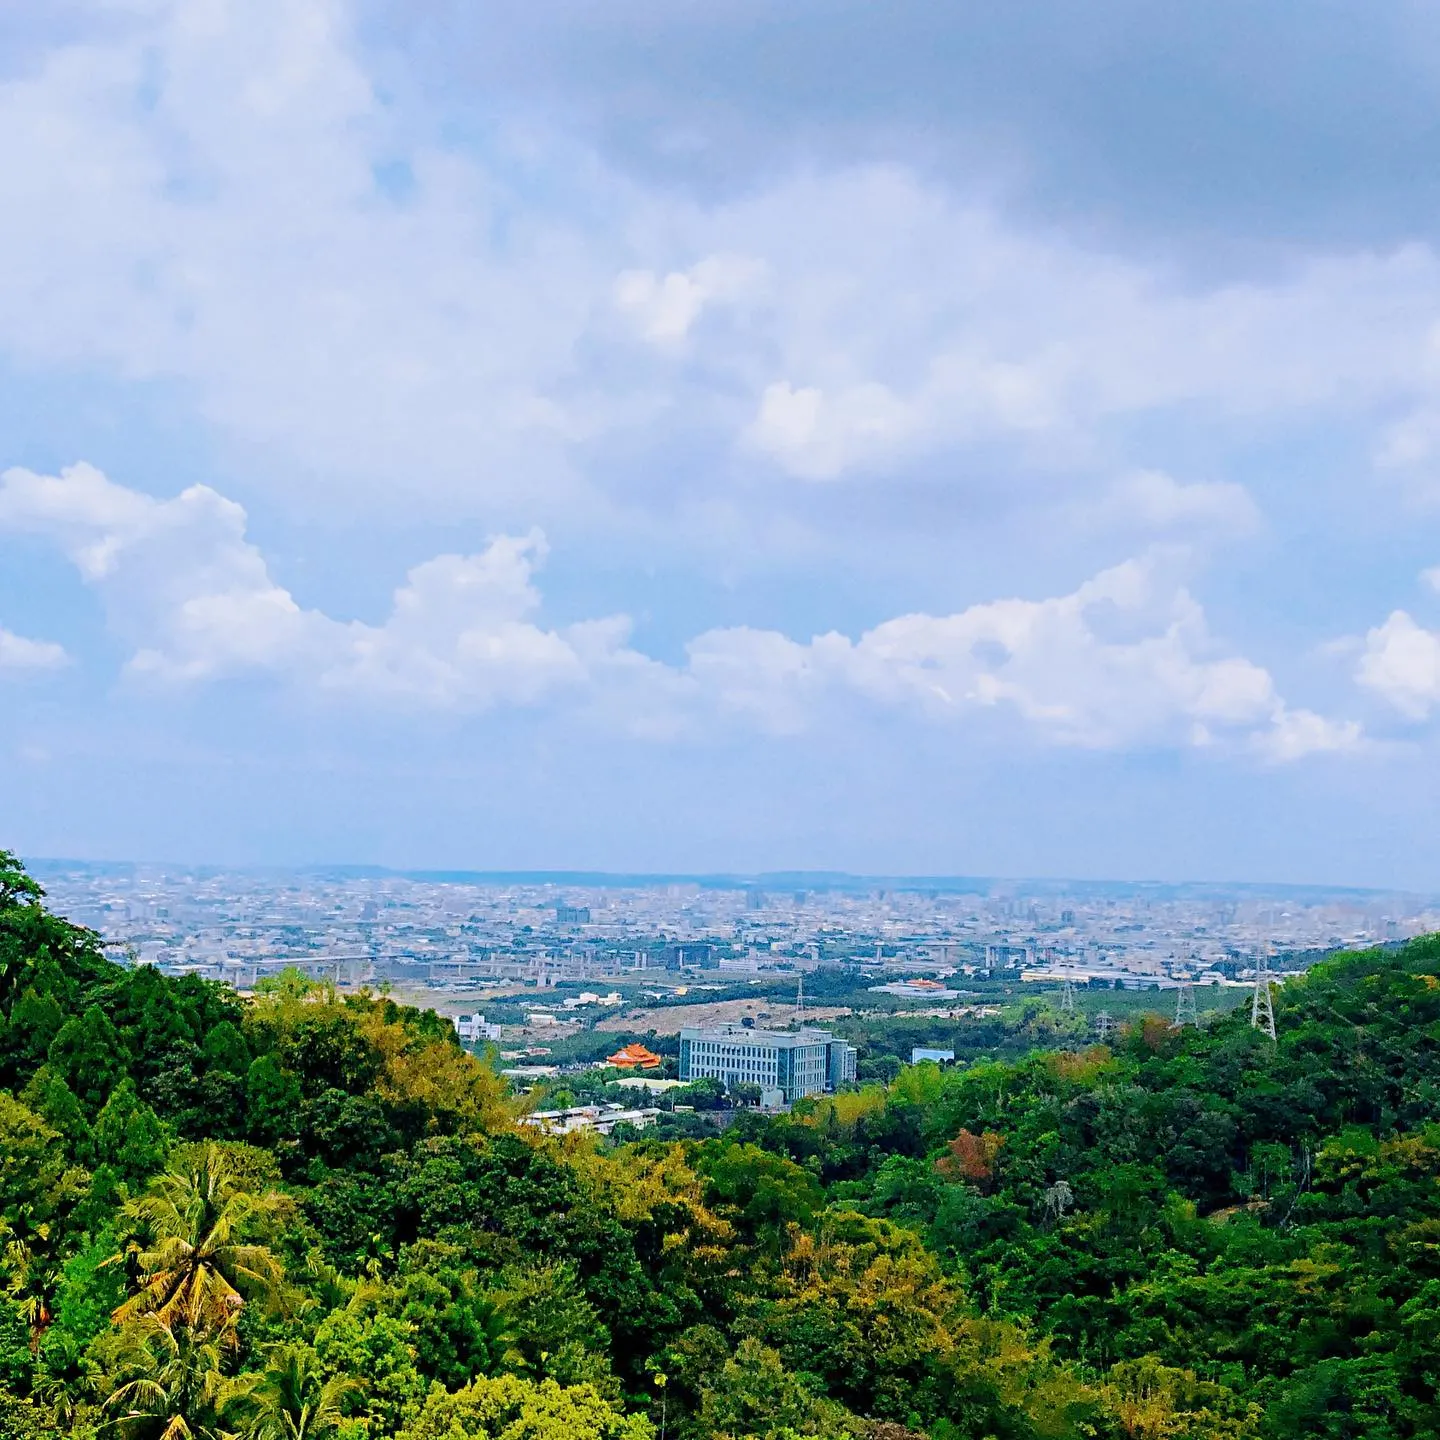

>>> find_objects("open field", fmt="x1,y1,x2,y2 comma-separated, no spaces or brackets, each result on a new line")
594,996,852,1035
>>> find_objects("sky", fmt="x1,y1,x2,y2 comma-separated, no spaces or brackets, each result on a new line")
3,1,1440,886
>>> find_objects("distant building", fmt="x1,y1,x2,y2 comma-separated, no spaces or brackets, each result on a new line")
520,1104,660,1136
555,905,591,925
500,1064,560,1080
678,1024,857,1105
562,990,623,1009
453,1014,500,1044
606,1042,664,1070
911,1047,956,1065
869,979,963,998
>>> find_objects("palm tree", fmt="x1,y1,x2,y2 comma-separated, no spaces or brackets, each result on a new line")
223,1345,357,1440
1,1231,58,1353
294,1252,381,1321
100,1314,229,1440
112,1145,290,1340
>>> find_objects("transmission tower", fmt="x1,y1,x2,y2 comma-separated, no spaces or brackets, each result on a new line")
1060,976,1076,1014
1174,982,1198,1028
1250,949,1277,1040
1094,1010,1115,1042
795,972,805,1026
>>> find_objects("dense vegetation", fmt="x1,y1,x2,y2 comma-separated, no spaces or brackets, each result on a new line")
1,850,1438,1439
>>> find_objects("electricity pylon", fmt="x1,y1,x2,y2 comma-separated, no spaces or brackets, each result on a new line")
1094,1010,1115,1042
1174,982,1198,1028
1251,949,1277,1040
1060,976,1076,1014
795,973,805,1026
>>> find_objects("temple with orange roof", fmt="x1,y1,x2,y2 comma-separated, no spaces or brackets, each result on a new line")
605,1042,663,1070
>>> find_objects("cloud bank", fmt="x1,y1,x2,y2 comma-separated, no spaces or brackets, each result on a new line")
1,462,1358,760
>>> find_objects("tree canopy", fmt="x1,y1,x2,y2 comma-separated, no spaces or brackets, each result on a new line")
1,853,1439,1439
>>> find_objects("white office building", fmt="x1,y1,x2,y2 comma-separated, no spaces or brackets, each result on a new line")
678,1024,857,1105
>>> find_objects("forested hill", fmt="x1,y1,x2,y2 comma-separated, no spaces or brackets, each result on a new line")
2,850,1439,1440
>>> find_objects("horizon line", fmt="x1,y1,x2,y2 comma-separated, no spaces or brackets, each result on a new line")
21,856,1432,900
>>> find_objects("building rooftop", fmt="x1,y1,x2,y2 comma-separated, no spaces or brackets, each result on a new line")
679,1023,843,1045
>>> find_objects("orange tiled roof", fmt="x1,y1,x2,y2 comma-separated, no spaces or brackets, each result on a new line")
606,1043,663,1069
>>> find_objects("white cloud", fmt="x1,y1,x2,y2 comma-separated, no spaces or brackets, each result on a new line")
1423,566,1440,594
725,170,1440,481
4,6,1440,527
0,462,323,680
742,354,1057,482
1356,610,1440,719
0,625,68,674
1,462,1357,761
0,0,611,520
0,462,631,709
1257,708,1364,762
686,555,1354,759
613,254,766,347
1093,470,1262,538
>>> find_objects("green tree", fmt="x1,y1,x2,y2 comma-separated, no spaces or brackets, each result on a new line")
398,1373,653,1440
224,1344,357,1440
94,1080,172,1189
0,990,65,1083
202,1024,251,1080
20,1067,92,1163
312,1309,427,1436
493,1261,615,1394
0,1093,82,1244
38,1229,126,1377
112,1145,290,1340
244,1059,302,1146
46,1006,128,1116
0,854,43,910
97,1315,228,1440
696,1338,857,1440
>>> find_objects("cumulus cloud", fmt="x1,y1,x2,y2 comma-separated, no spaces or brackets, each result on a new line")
1258,707,1364,762
0,463,324,681
0,463,632,709
687,555,1355,759
0,625,68,674
0,0,612,519
1356,610,1440,719
1,462,1356,761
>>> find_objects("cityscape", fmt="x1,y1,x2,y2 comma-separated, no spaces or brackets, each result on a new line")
33,859,1439,996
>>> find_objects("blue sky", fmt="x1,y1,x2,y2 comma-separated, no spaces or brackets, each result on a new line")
4,1,1440,885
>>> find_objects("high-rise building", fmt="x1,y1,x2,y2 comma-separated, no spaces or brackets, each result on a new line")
678,1024,857,1105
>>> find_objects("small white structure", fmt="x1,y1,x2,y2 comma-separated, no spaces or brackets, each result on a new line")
519,1104,661,1136
453,1014,501,1043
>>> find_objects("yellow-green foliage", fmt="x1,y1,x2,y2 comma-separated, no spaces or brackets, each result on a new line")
398,1373,653,1440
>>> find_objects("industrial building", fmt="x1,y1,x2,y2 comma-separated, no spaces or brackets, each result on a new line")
678,1024,857,1106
